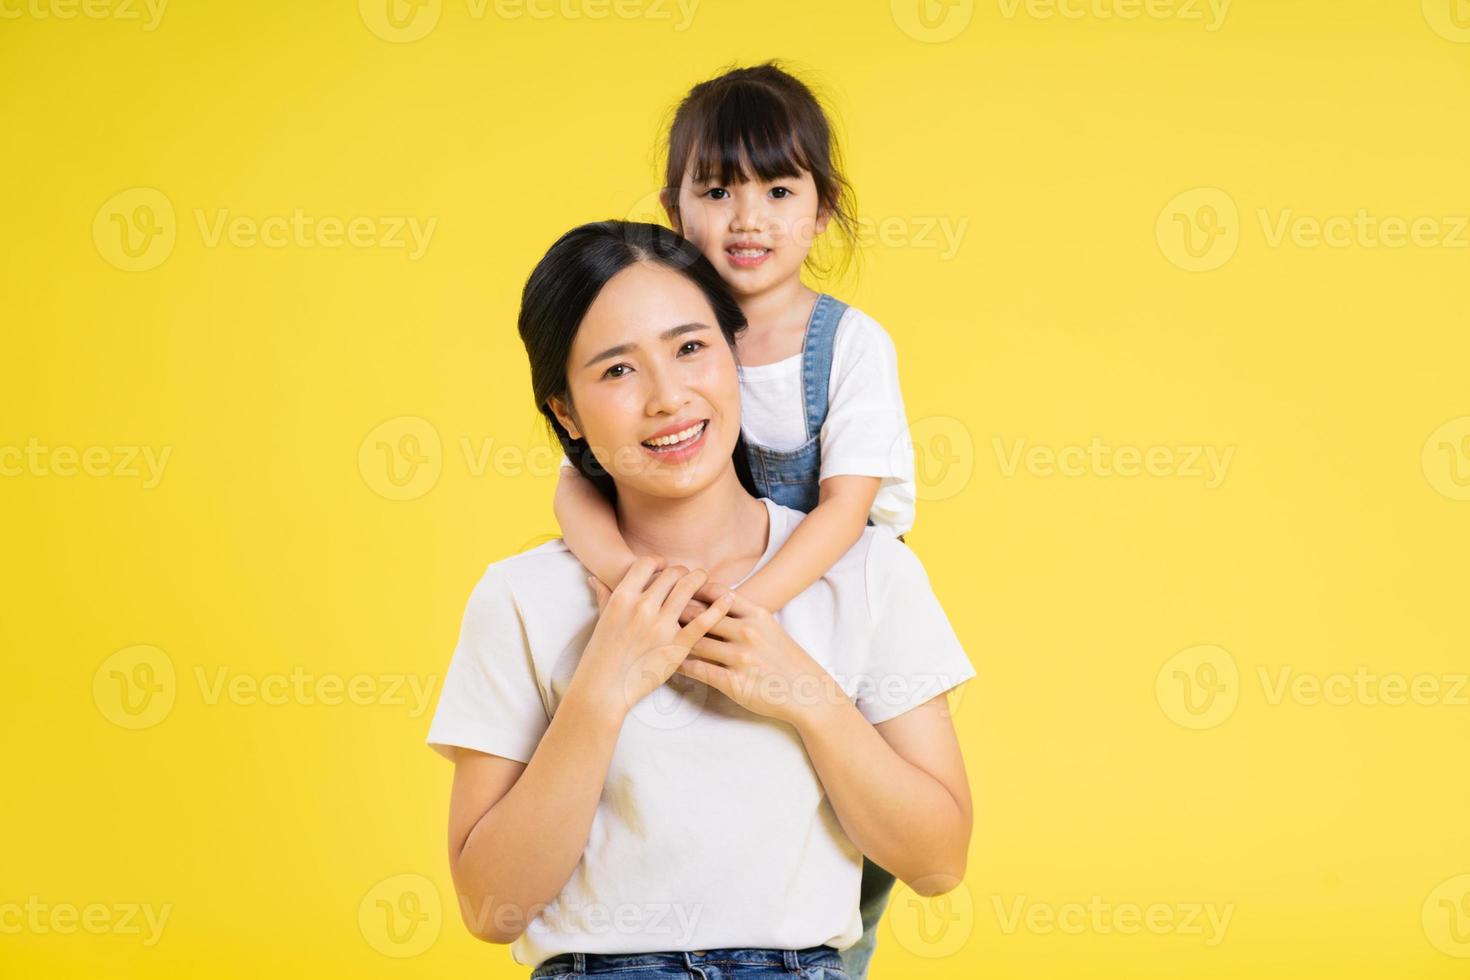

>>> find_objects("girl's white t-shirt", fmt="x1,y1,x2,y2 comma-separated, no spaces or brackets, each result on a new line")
736,305,916,537
560,304,917,537
425,497,975,967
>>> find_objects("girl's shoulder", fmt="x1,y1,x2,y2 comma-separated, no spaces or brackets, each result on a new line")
827,298,900,367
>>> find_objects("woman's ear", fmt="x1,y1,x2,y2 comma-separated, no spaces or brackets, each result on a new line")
547,395,582,441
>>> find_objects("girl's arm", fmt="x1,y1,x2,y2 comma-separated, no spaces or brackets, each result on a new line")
554,462,638,589
735,474,880,612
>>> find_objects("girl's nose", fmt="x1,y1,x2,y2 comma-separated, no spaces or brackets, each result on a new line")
729,188,765,232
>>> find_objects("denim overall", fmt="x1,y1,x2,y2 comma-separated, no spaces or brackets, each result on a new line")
744,292,894,980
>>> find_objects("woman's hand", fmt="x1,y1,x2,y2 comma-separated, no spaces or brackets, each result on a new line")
568,556,736,723
673,584,848,727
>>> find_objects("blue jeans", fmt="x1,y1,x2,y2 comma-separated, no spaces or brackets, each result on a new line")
530,944,849,979
839,857,896,980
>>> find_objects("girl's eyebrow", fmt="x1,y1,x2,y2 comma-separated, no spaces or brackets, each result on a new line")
583,322,711,368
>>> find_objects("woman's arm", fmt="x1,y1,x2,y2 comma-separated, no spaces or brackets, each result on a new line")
445,559,733,943
445,691,623,943
554,463,638,589
734,474,880,612
792,692,971,894
675,587,972,894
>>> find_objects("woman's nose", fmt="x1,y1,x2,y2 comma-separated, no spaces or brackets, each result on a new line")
644,362,688,416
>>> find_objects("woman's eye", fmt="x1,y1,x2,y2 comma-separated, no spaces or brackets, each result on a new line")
678,340,707,355
602,364,632,379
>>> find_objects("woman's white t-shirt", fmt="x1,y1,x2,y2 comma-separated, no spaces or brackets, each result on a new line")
425,497,974,967
560,303,917,537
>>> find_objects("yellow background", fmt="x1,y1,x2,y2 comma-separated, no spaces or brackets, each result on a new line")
3,0,1468,976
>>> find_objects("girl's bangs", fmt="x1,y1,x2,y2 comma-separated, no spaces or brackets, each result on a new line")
686,93,813,187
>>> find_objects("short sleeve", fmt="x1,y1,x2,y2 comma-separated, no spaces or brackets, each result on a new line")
425,564,550,763
818,311,916,531
855,535,976,725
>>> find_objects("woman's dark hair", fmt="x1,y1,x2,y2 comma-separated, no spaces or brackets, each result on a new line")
661,61,859,279
518,220,758,505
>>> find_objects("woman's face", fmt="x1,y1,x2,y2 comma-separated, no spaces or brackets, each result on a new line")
666,153,830,298
549,261,742,498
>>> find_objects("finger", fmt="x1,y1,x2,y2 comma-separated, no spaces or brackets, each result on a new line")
641,565,687,606
661,568,709,620
587,576,612,612
694,581,764,619
689,635,736,665
675,657,733,699
675,590,736,646
677,598,711,626
615,555,664,596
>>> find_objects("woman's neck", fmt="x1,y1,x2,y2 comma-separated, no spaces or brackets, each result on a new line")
615,465,770,585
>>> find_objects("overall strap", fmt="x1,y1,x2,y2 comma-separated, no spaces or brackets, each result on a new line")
799,293,849,440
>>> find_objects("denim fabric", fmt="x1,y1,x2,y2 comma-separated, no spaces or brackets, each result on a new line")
529,943,849,979
745,293,858,520
837,857,897,980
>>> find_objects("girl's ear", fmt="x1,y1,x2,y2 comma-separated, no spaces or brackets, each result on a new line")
659,187,681,232
547,395,582,440
813,204,832,237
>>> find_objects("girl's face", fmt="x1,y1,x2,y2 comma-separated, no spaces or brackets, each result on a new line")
667,154,830,298
548,261,742,498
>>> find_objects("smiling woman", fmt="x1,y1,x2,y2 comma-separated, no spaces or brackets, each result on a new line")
424,220,976,978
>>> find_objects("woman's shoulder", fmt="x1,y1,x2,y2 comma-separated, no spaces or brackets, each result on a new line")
468,539,585,611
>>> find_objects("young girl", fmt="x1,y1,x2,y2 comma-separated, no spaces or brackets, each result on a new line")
552,63,917,980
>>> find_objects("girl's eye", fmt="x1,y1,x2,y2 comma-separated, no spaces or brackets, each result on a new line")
602,363,632,379
770,187,792,199
678,340,707,355
704,188,729,200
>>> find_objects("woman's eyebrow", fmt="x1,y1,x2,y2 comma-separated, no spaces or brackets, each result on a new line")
582,322,711,368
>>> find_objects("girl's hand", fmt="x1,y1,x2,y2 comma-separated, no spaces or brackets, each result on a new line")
674,583,847,727
570,556,737,722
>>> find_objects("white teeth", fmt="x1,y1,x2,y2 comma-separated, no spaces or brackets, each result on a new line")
729,248,768,257
643,421,706,448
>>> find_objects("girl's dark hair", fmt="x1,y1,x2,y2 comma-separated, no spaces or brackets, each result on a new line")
661,61,859,279
518,220,758,505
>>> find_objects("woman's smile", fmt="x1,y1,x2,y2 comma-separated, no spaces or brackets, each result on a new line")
640,418,710,462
